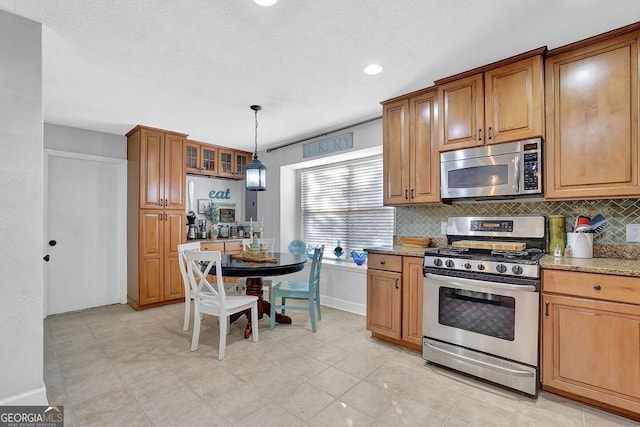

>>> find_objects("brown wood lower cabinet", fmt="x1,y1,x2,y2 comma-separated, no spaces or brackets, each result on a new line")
542,269,640,419
128,210,185,309
367,253,423,351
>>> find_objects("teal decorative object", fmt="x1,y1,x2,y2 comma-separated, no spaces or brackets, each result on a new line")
334,240,344,263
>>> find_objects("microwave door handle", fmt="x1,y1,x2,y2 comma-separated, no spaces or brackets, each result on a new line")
513,154,520,193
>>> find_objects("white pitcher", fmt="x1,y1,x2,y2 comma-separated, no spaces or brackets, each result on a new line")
566,232,593,258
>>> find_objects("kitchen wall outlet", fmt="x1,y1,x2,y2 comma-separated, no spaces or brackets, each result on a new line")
626,224,640,242
441,222,447,235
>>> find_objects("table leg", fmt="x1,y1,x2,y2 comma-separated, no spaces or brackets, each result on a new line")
238,277,291,339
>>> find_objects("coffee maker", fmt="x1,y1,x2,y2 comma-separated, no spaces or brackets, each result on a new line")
187,211,197,240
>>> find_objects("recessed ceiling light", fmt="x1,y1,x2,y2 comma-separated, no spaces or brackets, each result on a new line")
364,64,383,75
254,0,277,6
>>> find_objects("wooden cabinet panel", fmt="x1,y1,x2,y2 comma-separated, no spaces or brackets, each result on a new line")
139,129,164,209
367,269,402,339
164,211,186,300
438,73,484,151
485,55,543,144
383,99,410,204
545,32,640,199
402,257,424,346
201,242,225,252
201,145,217,176
543,269,640,305
164,133,186,210
367,253,403,272
185,140,217,176
139,210,164,305
542,293,640,414
235,152,251,177
382,90,439,206
218,148,235,178
185,140,200,173
410,91,440,204
437,54,544,152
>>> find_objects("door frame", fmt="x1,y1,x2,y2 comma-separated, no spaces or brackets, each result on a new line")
43,149,127,317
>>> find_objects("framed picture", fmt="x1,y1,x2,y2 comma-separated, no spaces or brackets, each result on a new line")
197,199,211,214
219,208,236,223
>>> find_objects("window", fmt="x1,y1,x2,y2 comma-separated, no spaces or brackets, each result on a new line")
301,156,394,257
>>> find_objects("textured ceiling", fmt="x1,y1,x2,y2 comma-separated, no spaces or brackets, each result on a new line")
0,0,638,151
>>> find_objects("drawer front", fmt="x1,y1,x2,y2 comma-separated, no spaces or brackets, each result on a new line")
224,241,243,254
543,269,640,305
368,253,403,272
201,242,225,252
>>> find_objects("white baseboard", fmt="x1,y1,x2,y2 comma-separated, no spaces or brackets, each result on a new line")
0,383,48,406
320,295,366,316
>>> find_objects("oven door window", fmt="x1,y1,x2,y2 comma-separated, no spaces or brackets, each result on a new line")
438,287,515,341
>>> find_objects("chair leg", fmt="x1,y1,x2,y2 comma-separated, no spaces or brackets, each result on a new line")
309,299,317,333
269,292,276,330
191,307,201,351
183,296,191,331
251,304,259,342
281,297,286,315
218,315,227,360
316,288,322,320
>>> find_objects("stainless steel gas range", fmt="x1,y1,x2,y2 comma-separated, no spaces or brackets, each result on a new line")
422,216,546,396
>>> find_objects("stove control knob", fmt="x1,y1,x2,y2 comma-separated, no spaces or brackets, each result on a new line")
433,258,442,267
477,264,485,271
445,259,455,268
464,262,472,270
496,264,507,273
512,265,524,275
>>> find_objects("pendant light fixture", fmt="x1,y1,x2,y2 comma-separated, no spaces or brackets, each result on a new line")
246,104,267,191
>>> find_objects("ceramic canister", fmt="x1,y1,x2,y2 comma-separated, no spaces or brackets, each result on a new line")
548,215,566,255
567,232,593,258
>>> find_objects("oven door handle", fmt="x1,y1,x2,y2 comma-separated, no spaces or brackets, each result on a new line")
425,273,537,293
425,341,534,378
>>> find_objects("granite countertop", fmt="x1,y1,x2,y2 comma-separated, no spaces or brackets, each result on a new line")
365,245,431,257
539,255,640,277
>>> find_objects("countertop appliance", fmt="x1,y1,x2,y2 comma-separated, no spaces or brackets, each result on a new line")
440,138,542,202
422,215,546,396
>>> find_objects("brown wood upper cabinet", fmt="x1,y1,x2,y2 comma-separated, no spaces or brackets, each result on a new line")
127,126,186,210
544,27,640,200
436,51,544,152
185,139,218,176
382,88,440,205
218,147,251,179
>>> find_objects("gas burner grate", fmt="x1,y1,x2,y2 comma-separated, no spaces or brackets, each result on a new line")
440,246,469,255
491,248,544,260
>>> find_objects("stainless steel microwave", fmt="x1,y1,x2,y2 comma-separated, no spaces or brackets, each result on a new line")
440,138,542,202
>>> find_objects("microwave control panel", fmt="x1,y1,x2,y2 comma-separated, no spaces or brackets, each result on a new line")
523,150,540,192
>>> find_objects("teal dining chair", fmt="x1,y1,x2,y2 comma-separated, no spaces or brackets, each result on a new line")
269,245,324,332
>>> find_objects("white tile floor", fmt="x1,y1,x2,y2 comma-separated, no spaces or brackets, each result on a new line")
44,302,640,426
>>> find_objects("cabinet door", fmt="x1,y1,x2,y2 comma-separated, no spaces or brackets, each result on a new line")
410,91,440,204
164,210,186,300
382,99,410,205
542,294,640,413
235,151,251,178
139,210,164,304
367,269,402,339
200,145,217,176
163,133,185,210
438,73,484,151
218,148,235,178
139,129,164,209
402,257,424,346
545,33,640,199
484,55,543,144
185,140,201,174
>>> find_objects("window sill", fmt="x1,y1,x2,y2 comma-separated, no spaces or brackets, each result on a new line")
322,259,368,273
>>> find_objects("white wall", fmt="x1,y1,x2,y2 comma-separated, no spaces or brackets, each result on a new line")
44,123,126,159
0,10,47,405
258,119,383,315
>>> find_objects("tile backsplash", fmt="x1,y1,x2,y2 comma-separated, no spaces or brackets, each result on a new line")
396,198,640,245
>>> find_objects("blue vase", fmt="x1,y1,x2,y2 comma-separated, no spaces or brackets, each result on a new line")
350,250,367,265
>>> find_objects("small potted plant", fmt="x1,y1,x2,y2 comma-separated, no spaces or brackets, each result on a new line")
203,202,219,239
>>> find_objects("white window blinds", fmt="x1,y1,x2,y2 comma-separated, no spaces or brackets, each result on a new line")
301,156,394,255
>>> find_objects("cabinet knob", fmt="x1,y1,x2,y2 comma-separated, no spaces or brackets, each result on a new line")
593,284,601,290
478,128,482,141
487,127,493,140
395,278,399,289
380,260,385,265
404,190,408,200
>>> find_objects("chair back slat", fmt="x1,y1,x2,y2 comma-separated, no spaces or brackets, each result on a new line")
308,245,324,293
184,250,227,307
177,242,201,294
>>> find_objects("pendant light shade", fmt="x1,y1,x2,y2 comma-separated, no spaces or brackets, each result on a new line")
246,105,267,191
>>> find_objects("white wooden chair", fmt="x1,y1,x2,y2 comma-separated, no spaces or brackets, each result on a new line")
184,249,259,359
177,242,237,331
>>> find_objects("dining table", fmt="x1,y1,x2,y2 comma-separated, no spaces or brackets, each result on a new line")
207,252,308,338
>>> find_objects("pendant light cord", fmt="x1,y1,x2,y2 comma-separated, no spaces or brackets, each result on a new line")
254,108,259,159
